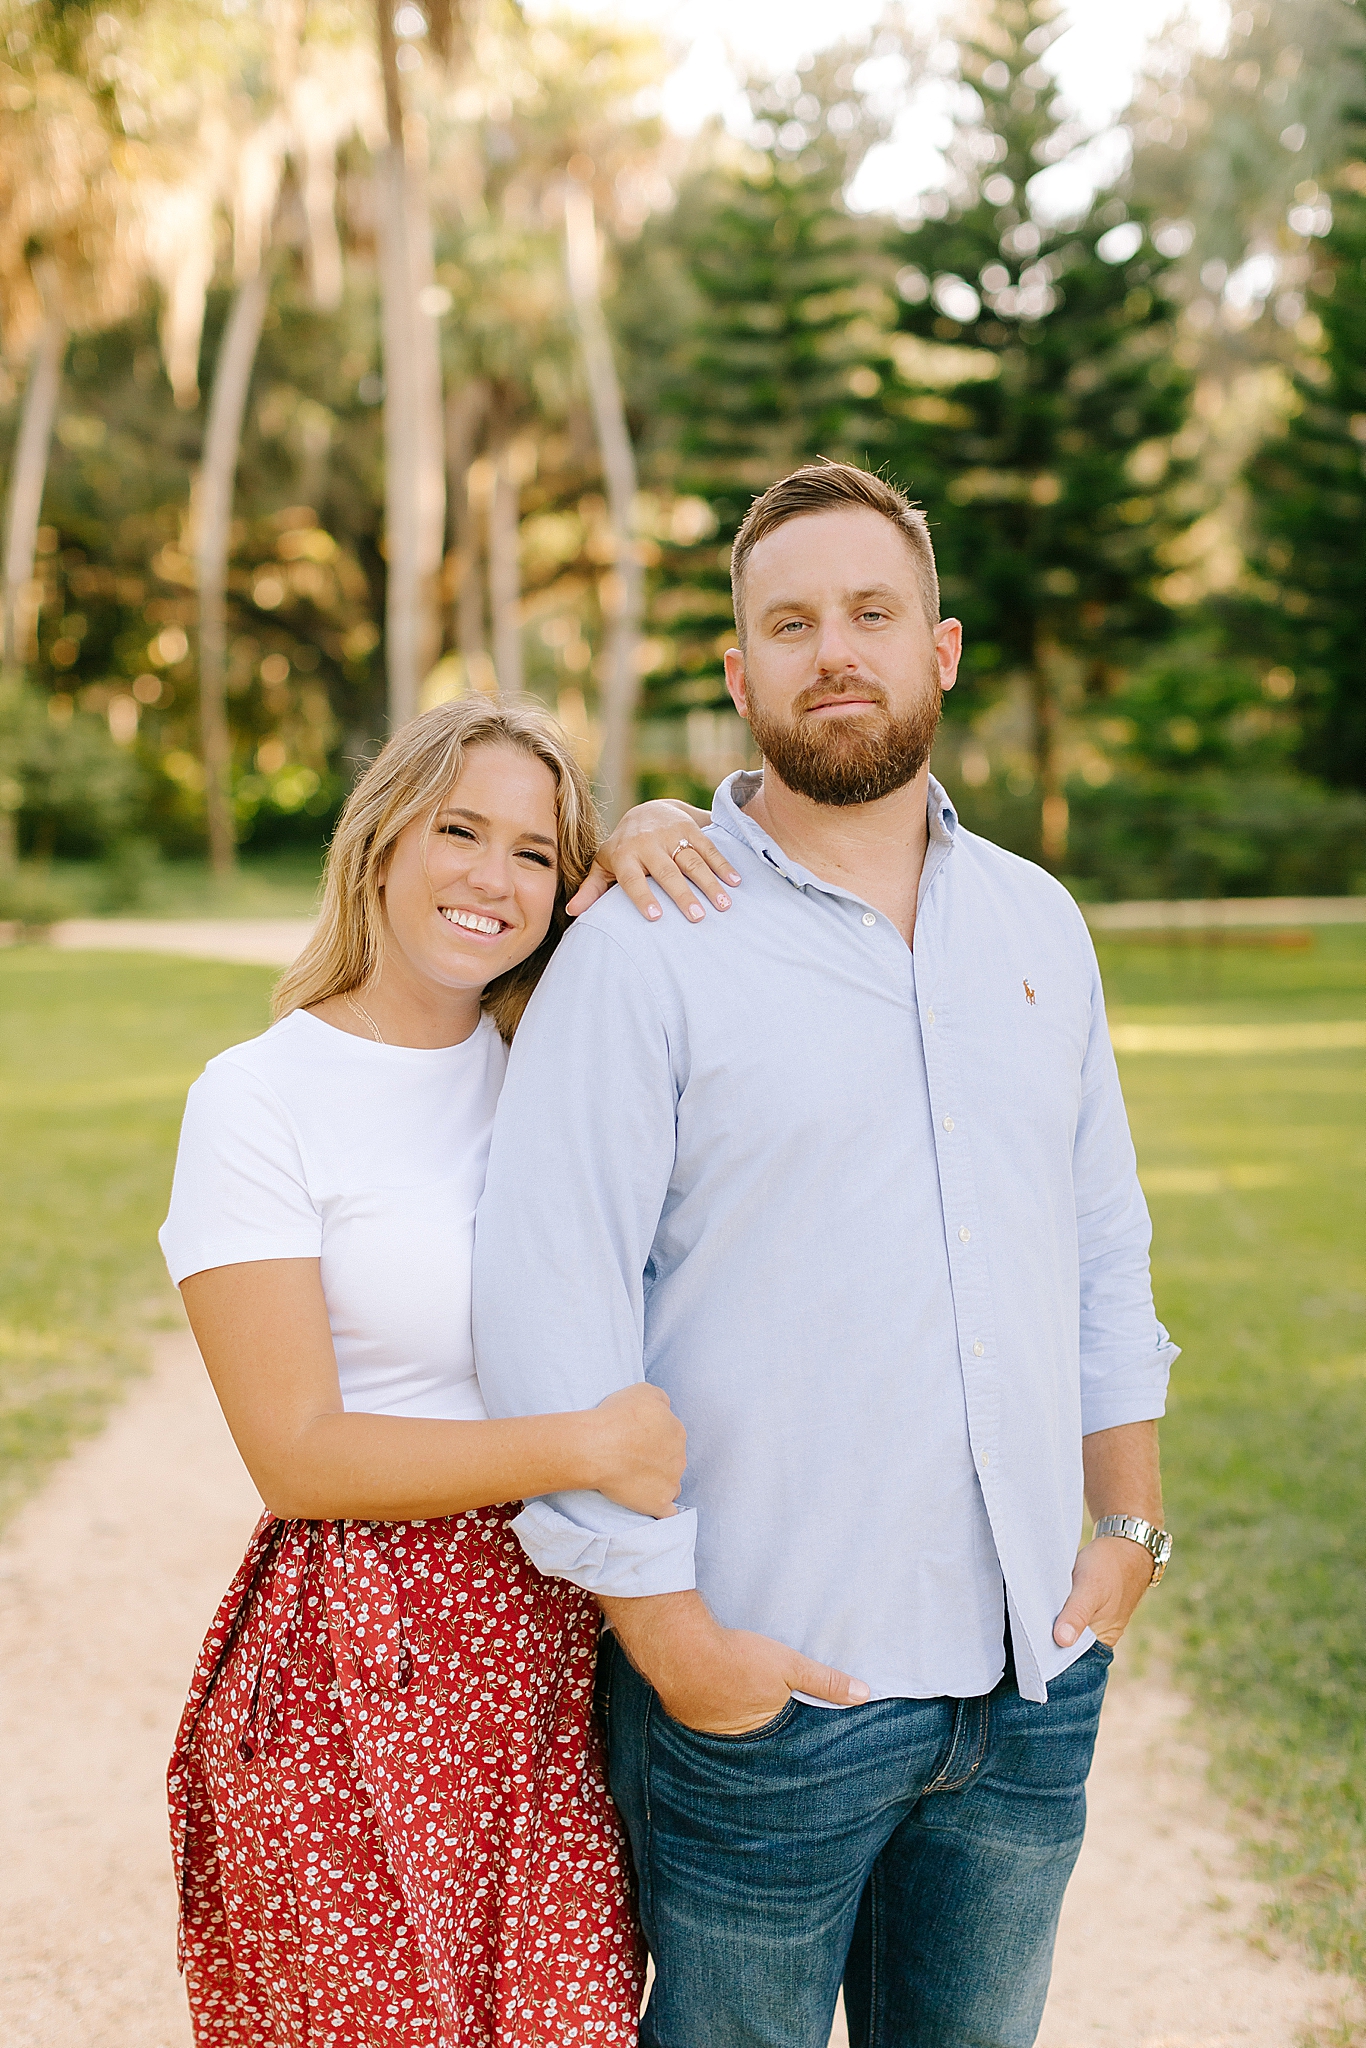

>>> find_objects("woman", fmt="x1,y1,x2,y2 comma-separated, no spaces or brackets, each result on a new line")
159,698,740,2047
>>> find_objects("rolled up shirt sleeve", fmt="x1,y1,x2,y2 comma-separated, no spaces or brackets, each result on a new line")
472,921,698,1597
1073,942,1179,1435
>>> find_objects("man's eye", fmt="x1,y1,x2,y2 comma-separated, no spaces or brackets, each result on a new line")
858,610,888,623
778,619,808,633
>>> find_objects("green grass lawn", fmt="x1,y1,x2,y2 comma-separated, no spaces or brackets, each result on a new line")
1101,926,1366,1983
0,948,275,1523
0,929,1362,1984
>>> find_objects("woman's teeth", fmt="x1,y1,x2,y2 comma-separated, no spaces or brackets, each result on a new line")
439,906,506,936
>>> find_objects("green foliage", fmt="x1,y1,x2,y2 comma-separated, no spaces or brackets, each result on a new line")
1102,927,1366,1976
0,860,80,929
0,670,142,858
1070,771,1366,898
941,633,1366,893
2,0,1361,870
46,845,324,918
4,281,386,856
0,949,275,1524
1245,39,1366,790
93,832,161,911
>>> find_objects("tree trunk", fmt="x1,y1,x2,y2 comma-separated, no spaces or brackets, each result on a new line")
564,179,643,825
194,263,273,877
405,116,447,685
1030,655,1068,870
446,379,488,676
375,4,419,727
488,438,522,697
1,290,66,673
373,1,446,728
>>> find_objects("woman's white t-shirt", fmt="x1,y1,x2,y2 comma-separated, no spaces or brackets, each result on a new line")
159,1009,508,1422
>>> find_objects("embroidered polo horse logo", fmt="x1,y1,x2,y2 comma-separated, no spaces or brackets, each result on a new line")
1023,978,1036,1005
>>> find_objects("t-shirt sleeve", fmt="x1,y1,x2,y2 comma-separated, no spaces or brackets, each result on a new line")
159,1055,322,1285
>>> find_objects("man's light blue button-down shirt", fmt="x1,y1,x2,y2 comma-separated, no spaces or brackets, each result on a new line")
473,772,1176,1704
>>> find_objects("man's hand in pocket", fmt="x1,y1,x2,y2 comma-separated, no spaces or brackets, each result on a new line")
599,1590,869,1735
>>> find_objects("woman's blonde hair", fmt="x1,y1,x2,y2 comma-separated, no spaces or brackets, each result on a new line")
273,698,600,1040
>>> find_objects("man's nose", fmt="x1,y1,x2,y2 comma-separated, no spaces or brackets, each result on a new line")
812,615,860,671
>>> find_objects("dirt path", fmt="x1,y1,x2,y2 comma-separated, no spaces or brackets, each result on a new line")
49,918,316,968
1,1326,1360,2048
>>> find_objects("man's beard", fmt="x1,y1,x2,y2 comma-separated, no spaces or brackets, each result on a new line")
745,672,942,808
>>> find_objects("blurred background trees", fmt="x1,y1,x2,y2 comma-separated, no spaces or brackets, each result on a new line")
1,0,1363,902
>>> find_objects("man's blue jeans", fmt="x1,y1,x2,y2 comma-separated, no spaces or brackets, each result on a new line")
600,1634,1112,2048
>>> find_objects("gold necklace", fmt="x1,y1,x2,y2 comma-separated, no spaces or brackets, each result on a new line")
344,992,385,1044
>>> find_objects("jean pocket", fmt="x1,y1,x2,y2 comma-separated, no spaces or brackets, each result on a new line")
659,1695,801,1745
1087,1639,1115,1668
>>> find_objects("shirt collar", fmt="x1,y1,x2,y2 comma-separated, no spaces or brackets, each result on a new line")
712,770,958,893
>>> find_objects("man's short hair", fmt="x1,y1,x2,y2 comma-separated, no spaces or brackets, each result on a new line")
729,462,940,646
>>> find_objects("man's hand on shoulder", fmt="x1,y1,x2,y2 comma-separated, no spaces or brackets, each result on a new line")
599,1590,869,1735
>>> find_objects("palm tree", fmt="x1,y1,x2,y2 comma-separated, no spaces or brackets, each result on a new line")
0,35,142,675
1,268,65,676
563,176,643,823
373,0,459,726
141,3,374,870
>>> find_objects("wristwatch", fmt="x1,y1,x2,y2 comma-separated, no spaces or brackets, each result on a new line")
1093,1514,1173,1586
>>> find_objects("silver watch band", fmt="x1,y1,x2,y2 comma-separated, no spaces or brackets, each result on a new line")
1093,1513,1172,1585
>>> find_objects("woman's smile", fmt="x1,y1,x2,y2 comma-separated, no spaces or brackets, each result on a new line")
438,903,514,938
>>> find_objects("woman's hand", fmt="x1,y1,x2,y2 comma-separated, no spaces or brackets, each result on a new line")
589,1382,687,1518
567,801,741,924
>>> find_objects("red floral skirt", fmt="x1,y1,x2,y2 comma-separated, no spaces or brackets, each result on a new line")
168,1507,644,2046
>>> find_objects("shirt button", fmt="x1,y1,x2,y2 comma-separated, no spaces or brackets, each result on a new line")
927,1008,935,1023
942,1116,954,1132
981,1453,990,1468
958,1225,971,1243
974,1341,985,1356
862,911,876,926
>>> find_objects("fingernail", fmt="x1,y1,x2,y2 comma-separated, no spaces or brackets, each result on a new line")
647,904,661,920
1056,1623,1076,1646
688,904,704,921
848,1681,870,1704
716,894,730,910
726,871,741,883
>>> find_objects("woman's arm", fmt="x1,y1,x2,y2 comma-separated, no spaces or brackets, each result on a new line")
566,799,741,922
181,1258,685,1523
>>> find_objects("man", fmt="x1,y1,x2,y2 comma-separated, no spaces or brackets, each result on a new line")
473,462,1176,2048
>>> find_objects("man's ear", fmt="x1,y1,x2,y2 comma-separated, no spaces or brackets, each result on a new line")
934,618,963,695
723,646,748,718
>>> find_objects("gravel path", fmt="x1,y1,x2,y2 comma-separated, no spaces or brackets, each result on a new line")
2,1325,1360,2048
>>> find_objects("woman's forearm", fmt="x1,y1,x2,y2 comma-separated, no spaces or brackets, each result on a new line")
183,1262,684,1526
250,1407,601,1521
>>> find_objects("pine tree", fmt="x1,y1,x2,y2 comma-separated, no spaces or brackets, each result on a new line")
620,40,905,798
887,0,1196,868
1246,39,1366,789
